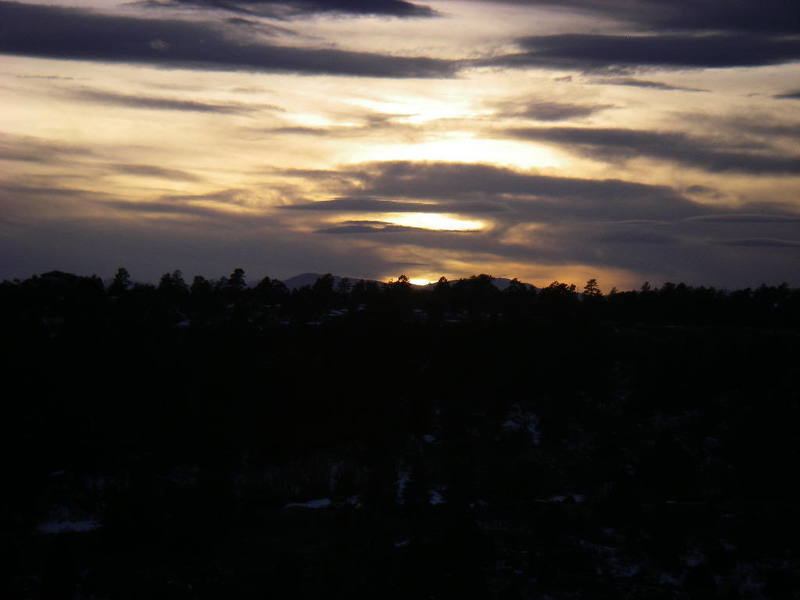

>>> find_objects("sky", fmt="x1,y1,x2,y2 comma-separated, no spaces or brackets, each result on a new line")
1,0,799,289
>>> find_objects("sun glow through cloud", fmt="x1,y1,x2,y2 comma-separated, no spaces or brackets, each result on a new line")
347,136,564,170
385,213,486,231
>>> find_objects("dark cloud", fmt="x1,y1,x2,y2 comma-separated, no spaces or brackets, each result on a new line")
317,220,439,234
677,112,800,145
487,0,800,35
774,90,800,99
99,200,230,218
143,0,436,19
265,126,332,135
503,127,800,174
347,161,704,221
592,78,707,92
475,0,800,73
0,132,96,164
0,1,454,78
73,88,256,114
483,33,800,72
717,238,800,248
160,189,257,207
686,213,800,224
591,228,678,245
496,101,612,121
283,197,504,213
259,116,419,139
222,16,297,36
286,161,707,227
15,74,79,81
684,185,719,196
108,164,203,182
0,182,103,199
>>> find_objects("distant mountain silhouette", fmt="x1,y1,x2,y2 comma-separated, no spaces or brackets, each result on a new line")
281,273,375,290
419,276,535,291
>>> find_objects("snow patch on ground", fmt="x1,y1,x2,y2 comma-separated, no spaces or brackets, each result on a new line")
429,486,446,505
502,404,541,445
345,495,363,509
284,498,331,509
396,468,411,504
37,519,101,534
579,539,641,579
684,548,706,568
539,493,586,503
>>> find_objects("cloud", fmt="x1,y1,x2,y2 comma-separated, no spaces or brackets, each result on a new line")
143,0,436,19
487,0,800,35
4,160,799,287
282,197,504,213
316,220,438,234
774,90,800,99
686,213,800,224
0,132,96,165
693,113,800,142
342,161,706,222
278,161,800,285
257,114,421,139
98,200,231,218
592,228,678,245
717,238,800,248
591,78,707,92
15,74,79,81
108,164,203,182
503,126,800,174
157,189,272,210
494,101,612,121
483,33,800,72
74,88,257,114
0,1,455,78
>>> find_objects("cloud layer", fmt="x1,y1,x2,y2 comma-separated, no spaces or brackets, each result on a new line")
0,1,453,77
143,0,436,18
487,34,800,72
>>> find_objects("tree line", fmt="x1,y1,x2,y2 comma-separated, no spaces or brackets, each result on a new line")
2,268,798,332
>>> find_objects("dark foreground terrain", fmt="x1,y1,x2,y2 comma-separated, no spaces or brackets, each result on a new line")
3,270,800,599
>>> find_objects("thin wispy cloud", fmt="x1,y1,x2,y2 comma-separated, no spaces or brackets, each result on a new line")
491,100,613,121
107,163,204,182
74,88,258,114
591,78,707,92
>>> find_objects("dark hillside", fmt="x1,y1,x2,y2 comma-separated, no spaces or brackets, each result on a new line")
2,270,799,598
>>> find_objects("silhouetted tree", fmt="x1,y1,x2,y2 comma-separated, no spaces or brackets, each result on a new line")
582,278,602,297
224,268,247,293
109,267,131,296
158,270,188,295
253,276,289,305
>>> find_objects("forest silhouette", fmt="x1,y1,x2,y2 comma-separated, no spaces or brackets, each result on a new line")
3,268,799,599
